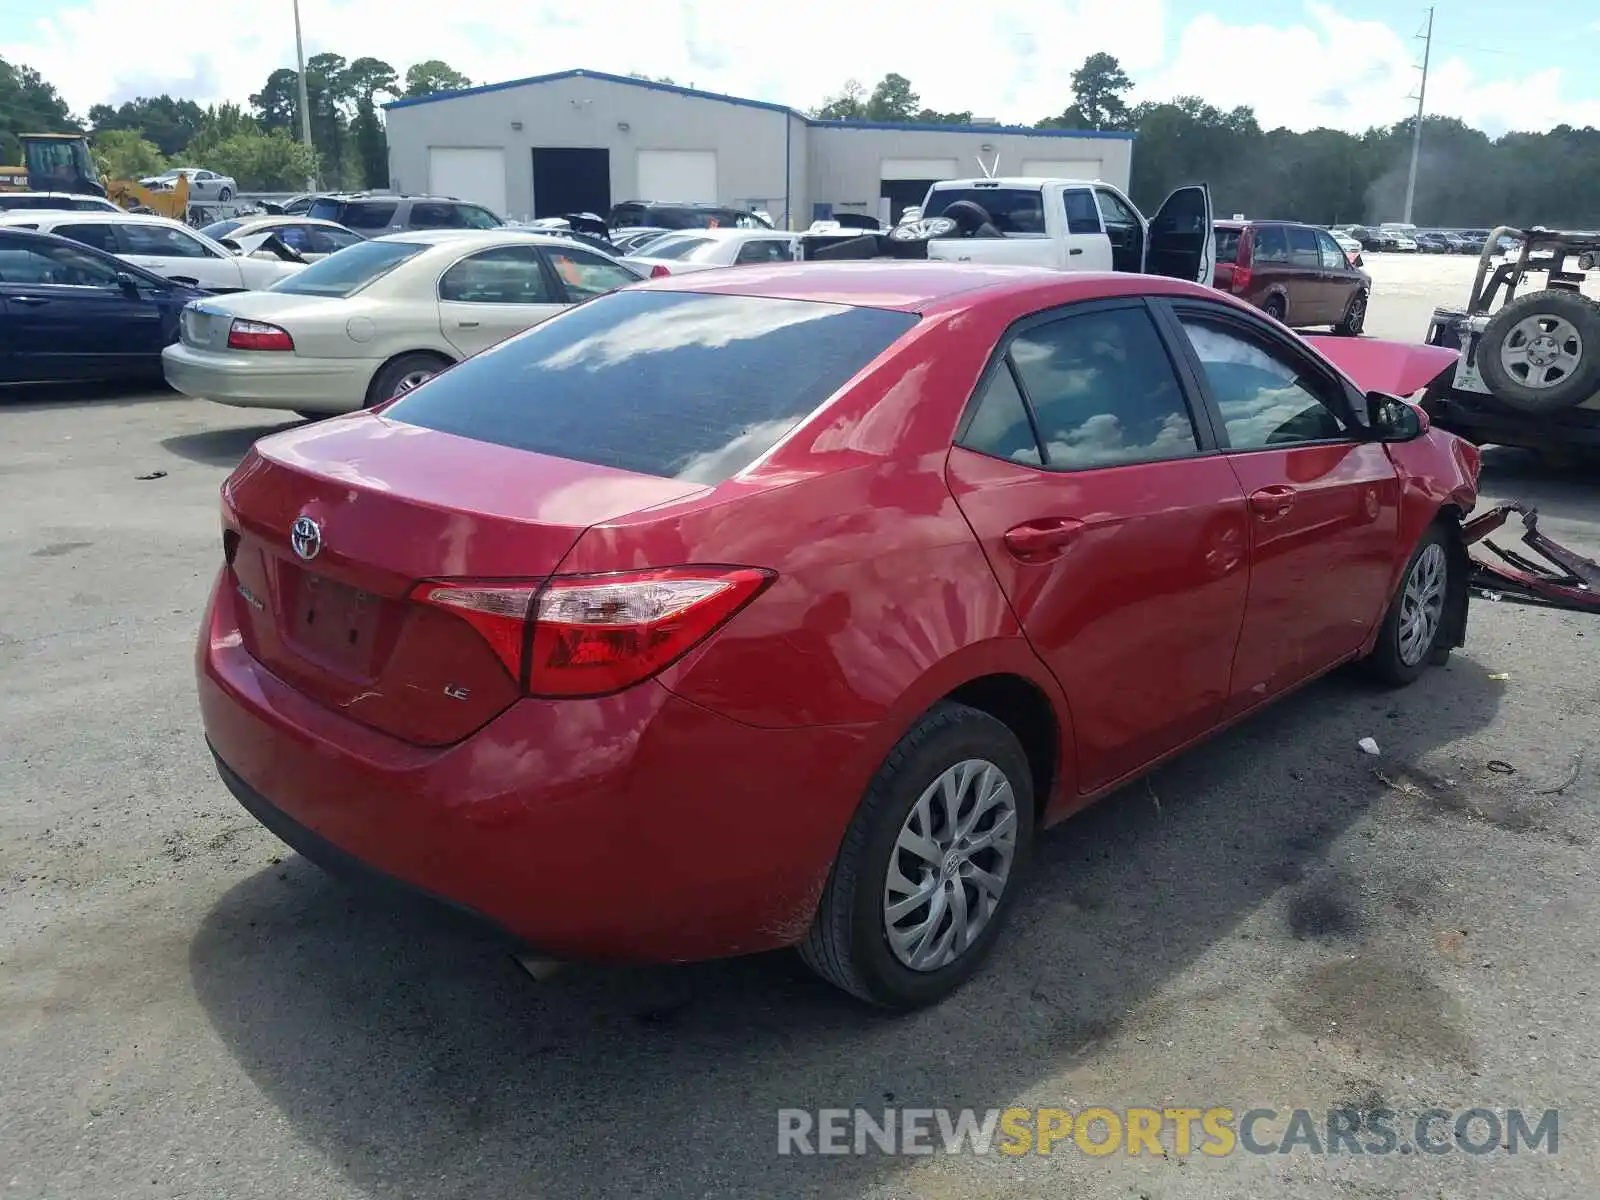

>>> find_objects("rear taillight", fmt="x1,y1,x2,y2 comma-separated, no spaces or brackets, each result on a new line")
650,264,671,278
227,319,294,351
1231,230,1253,294
410,566,775,698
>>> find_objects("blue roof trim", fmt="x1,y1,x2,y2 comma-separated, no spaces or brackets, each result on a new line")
383,68,793,114
383,67,1138,140
806,118,1134,140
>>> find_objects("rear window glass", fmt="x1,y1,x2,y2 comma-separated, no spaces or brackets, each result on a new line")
309,199,397,230
200,219,244,240
923,188,1045,235
383,290,919,484
1215,226,1242,264
268,239,426,297
640,235,713,260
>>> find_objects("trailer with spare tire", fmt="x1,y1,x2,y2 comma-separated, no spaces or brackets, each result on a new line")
1421,225,1600,465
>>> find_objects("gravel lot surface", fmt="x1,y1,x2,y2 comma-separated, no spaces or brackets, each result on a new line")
3,253,1598,1199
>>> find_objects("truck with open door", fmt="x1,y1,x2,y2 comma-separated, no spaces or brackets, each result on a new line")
806,176,1216,286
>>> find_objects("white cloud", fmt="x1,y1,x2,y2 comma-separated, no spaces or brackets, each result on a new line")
4,0,1597,135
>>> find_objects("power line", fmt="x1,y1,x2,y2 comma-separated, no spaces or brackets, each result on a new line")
1402,5,1433,224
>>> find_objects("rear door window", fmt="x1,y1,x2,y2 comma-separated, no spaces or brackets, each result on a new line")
116,223,218,258
1214,227,1242,264
1253,224,1289,264
408,203,458,229
1286,226,1321,269
382,290,919,484
55,223,120,254
1063,189,1101,235
1006,306,1200,469
339,202,398,231
438,245,557,303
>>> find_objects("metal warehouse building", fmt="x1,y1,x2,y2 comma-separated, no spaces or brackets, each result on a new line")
382,68,1134,229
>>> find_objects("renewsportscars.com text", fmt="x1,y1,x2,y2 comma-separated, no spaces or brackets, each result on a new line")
777,1106,1559,1157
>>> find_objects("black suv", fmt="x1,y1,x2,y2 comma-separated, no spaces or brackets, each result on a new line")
305,194,503,237
608,201,771,231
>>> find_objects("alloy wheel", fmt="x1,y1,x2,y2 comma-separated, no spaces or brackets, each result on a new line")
1397,542,1447,666
882,758,1019,972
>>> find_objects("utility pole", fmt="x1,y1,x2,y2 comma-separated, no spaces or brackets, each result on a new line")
293,0,318,191
1402,5,1433,224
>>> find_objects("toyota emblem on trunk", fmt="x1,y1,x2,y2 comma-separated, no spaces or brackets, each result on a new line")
290,516,322,561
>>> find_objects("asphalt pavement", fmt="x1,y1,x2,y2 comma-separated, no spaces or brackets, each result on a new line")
3,255,1599,1199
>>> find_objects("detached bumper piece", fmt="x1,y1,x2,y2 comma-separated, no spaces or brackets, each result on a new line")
1465,504,1600,614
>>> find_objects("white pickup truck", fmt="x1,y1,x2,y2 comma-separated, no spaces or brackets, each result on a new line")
810,177,1216,286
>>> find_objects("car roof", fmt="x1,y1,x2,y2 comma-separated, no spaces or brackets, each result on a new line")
666,227,795,241
368,229,596,251
0,210,185,228
231,215,348,230
931,177,1102,189
632,261,1222,313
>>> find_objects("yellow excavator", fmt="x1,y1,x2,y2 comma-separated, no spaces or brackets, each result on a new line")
0,132,190,218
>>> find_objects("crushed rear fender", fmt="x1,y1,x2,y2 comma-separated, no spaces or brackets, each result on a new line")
1465,504,1600,614
1301,336,1459,397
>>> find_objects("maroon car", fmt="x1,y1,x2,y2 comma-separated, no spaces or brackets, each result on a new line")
1213,220,1370,335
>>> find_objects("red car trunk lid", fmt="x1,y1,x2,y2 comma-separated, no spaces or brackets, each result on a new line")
221,416,710,745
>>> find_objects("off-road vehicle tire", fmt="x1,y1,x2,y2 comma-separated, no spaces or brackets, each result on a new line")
1477,289,1600,412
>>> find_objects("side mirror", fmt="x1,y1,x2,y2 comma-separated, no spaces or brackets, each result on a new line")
1367,390,1427,442
219,238,243,253
114,270,143,298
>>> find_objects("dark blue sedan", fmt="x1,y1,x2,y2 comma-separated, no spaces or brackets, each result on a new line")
0,227,207,385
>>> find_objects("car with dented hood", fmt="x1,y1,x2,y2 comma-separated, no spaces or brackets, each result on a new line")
201,258,1598,1013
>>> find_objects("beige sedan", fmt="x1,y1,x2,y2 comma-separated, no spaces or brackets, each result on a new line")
162,230,644,416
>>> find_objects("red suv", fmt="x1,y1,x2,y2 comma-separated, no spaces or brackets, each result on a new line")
1213,220,1370,335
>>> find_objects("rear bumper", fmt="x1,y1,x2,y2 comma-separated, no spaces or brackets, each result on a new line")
196,571,875,962
1422,392,1600,448
163,343,371,413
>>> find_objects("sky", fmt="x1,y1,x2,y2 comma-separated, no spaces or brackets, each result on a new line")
4,0,1599,136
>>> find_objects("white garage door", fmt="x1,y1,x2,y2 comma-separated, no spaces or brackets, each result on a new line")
636,150,718,203
1021,159,1102,180
428,147,507,215
881,158,959,181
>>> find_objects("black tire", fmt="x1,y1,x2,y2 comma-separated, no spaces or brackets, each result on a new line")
218,187,233,203
1476,289,1600,413
366,352,450,406
799,702,1036,1010
294,410,326,421
1365,523,1454,687
1263,295,1287,323
1335,288,1368,337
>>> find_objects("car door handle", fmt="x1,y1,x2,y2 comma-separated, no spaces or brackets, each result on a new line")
1004,518,1085,560
10,295,47,306
1068,247,1084,256
1249,485,1297,519
456,320,480,328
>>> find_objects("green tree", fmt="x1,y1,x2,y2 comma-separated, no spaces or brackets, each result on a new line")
866,73,918,122
195,129,319,191
0,57,78,163
345,57,398,189
90,128,166,179
811,79,866,120
249,68,300,132
86,95,204,157
403,60,471,99
1039,53,1133,131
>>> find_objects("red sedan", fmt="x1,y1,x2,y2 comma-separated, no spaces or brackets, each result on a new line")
198,263,1479,1010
